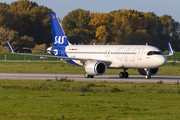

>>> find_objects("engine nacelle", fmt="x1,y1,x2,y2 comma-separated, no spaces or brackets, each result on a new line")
138,68,159,76
85,61,106,75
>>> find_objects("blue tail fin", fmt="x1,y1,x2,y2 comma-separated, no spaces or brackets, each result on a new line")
50,14,70,47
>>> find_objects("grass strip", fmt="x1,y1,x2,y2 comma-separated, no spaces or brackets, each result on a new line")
0,61,179,75
0,79,180,119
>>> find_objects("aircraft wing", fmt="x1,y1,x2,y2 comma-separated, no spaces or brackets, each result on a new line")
6,40,112,65
164,42,173,57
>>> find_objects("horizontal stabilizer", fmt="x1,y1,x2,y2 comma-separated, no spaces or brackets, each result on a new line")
23,47,55,53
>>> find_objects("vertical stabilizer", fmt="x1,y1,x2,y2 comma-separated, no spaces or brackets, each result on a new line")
50,14,70,46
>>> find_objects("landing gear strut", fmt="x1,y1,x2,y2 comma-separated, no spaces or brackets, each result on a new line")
144,68,151,79
119,69,129,78
84,72,94,78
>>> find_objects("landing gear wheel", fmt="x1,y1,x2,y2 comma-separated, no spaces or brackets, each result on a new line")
85,72,90,78
89,75,94,78
119,69,129,78
124,72,129,78
119,72,124,78
145,74,151,79
144,68,152,79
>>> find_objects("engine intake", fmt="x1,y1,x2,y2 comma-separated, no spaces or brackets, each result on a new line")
85,61,106,75
138,68,159,75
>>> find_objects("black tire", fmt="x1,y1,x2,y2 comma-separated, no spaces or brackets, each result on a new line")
145,75,151,79
85,73,90,78
148,75,151,79
90,75,94,78
119,72,124,78
124,72,129,78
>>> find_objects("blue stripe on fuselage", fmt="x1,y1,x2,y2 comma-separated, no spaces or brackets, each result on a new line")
67,60,83,67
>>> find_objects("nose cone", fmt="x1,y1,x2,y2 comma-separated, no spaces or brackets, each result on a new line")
161,56,167,66
156,56,167,67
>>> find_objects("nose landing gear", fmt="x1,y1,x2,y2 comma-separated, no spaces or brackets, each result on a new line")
144,68,151,79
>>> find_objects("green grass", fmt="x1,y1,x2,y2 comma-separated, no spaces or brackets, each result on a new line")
0,53,60,61
0,61,179,75
0,79,180,120
0,53,179,119
164,52,180,61
0,61,85,74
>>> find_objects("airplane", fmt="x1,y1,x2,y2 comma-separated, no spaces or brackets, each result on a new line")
6,13,173,79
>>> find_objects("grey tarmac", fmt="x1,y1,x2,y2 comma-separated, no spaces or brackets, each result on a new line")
0,73,180,84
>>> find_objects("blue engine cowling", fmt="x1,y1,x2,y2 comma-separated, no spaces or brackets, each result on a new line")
85,61,106,75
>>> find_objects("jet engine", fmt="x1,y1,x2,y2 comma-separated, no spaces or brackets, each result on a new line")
138,68,159,75
85,61,106,75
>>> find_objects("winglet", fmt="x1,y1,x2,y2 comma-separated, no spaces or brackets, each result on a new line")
6,40,14,53
165,42,173,57
168,42,173,56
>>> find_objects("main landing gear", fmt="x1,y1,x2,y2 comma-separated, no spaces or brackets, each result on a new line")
144,68,151,79
119,69,129,78
84,72,94,78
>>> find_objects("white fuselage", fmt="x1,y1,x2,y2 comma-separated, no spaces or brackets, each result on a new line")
64,45,167,69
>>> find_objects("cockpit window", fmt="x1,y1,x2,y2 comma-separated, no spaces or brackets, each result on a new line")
147,51,162,55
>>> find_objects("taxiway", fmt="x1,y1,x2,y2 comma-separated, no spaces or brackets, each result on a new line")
0,73,179,84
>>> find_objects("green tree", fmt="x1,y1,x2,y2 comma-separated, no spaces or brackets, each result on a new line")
9,0,38,13
0,27,34,52
61,9,90,42
1,3,180,51
95,25,108,44
112,11,134,44
67,35,88,45
32,44,46,53
0,8,15,28
0,0,54,47
0,3,10,9
88,12,114,44
158,15,180,51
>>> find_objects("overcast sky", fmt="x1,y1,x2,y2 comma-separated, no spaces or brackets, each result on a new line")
4,0,180,22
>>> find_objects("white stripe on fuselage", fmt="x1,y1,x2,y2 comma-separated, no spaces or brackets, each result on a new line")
65,45,167,69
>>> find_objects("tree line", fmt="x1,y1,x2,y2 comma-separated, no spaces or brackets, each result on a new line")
0,0,180,53
62,9,180,51
0,0,54,52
